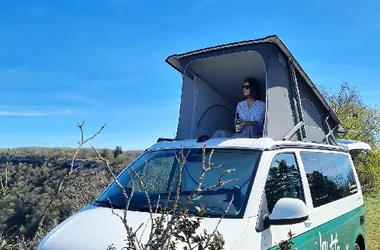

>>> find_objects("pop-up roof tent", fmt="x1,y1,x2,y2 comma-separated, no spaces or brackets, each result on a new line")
165,35,345,145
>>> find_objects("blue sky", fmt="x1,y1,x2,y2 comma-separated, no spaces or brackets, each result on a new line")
0,0,379,150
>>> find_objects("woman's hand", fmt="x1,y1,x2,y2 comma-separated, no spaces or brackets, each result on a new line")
237,119,245,126
238,120,257,126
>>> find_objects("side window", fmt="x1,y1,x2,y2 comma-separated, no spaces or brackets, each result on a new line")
300,151,358,208
264,152,305,213
335,154,359,196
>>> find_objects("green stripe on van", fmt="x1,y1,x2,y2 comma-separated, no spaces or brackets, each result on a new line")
268,206,365,250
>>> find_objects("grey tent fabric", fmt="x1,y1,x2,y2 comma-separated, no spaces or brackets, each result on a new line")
175,73,236,139
166,35,344,145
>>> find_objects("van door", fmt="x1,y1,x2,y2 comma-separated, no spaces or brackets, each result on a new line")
256,151,318,249
299,150,365,250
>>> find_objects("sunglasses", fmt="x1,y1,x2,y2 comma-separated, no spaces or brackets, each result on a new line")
242,85,250,90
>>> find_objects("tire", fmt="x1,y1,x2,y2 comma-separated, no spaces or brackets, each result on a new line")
354,243,361,250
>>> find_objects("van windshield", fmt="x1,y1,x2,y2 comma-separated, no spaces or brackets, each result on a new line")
95,148,261,218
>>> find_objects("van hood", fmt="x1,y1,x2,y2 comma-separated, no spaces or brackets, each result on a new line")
37,204,251,250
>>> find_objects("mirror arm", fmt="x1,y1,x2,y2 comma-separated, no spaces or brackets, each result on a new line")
263,215,271,230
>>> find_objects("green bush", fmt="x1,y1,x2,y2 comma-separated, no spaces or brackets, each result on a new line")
353,149,380,194
319,82,380,194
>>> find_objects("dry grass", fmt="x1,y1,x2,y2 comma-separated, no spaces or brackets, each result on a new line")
364,192,380,250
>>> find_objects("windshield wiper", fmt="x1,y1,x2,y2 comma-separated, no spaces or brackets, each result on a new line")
93,200,125,210
93,200,149,212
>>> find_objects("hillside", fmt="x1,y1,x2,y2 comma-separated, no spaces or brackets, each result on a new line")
0,147,143,249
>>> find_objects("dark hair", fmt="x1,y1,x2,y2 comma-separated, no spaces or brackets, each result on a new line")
244,78,260,100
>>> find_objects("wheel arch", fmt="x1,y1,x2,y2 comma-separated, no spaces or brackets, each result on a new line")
356,234,365,250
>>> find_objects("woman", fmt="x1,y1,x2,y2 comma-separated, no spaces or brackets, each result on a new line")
212,78,266,138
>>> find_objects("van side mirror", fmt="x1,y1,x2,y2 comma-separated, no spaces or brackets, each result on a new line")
264,198,308,228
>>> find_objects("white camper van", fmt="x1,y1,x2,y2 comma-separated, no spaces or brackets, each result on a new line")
37,35,371,250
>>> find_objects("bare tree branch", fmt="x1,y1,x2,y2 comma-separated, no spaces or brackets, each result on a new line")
33,122,106,242
91,145,146,250
48,125,235,250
